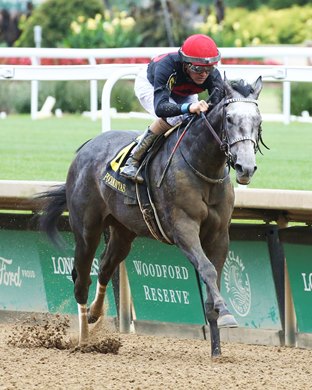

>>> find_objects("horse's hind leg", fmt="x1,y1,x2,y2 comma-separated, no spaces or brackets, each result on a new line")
71,225,102,346
88,222,135,324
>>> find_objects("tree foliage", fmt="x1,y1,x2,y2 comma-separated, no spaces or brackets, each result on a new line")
197,5,312,46
15,0,104,47
224,0,310,11
63,10,142,48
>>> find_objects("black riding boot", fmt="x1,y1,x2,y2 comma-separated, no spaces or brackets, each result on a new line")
120,128,157,183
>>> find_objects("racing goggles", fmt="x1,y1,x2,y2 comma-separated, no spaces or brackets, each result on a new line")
187,64,214,74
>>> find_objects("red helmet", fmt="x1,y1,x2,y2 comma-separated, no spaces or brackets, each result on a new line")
179,34,221,66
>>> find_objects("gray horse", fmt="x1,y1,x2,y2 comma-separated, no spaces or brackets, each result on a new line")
39,75,263,357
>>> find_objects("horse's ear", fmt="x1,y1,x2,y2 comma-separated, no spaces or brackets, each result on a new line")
251,76,263,99
223,72,232,96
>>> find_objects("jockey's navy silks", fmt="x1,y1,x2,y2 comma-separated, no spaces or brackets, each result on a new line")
147,52,224,118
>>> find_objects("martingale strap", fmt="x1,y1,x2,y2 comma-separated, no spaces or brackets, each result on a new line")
180,147,230,184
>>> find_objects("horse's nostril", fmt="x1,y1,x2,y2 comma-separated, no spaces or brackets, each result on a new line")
234,163,243,174
235,164,257,176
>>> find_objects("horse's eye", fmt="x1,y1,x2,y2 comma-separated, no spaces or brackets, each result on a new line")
226,115,233,124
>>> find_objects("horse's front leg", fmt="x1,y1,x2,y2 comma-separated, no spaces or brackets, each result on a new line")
202,231,238,329
173,220,234,357
201,229,238,356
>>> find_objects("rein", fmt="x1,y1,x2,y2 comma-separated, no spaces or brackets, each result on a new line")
180,97,259,184
156,116,197,188
157,96,262,187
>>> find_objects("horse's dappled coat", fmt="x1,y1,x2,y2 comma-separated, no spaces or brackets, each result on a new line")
38,76,263,357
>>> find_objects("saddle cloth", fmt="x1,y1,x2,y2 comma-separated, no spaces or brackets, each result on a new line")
101,131,175,244
102,139,138,204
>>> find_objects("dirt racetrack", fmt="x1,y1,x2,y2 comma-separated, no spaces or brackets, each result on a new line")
0,313,311,390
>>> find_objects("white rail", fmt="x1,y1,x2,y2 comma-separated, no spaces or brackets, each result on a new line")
1,63,312,127
0,46,311,60
1,180,311,225
0,46,312,124
100,65,312,131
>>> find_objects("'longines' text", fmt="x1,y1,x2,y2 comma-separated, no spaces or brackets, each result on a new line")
51,256,99,276
302,273,312,291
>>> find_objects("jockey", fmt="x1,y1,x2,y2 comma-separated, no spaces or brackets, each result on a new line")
120,34,224,183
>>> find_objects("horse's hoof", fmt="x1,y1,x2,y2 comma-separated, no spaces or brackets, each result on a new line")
217,314,238,328
88,315,100,324
87,306,104,324
211,347,221,358
78,339,89,347
89,315,104,334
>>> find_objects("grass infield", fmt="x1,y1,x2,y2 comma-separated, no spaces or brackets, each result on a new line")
0,114,311,190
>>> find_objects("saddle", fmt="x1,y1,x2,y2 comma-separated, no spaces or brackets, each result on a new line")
102,129,177,244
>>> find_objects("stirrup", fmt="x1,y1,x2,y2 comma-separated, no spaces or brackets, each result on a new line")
120,164,144,184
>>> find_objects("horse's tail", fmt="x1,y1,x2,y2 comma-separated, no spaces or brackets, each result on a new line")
37,184,67,247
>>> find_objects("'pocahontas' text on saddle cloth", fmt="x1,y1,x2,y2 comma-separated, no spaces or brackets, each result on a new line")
102,140,138,203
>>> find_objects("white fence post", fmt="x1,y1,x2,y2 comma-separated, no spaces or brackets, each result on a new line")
30,56,40,120
283,81,291,125
88,56,98,121
119,261,131,333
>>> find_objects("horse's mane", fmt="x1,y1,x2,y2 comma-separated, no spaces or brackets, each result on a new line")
76,138,92,153
229,79,254,97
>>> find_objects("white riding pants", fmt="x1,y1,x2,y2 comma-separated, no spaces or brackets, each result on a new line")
134,66,199,126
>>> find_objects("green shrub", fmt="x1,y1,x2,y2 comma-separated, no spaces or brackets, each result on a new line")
15,0,104,47
39,80,140,113
111,80,142,113
0,80,141,114
50,81,90,113
290,83,312,116
1,79,310,118
63,10,142,48
196,5,312,46
0,81,31,113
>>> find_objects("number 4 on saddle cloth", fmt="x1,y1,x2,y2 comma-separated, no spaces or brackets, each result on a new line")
102,138,138,204
102,130,176,243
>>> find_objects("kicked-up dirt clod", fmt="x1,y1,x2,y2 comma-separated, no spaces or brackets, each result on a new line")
6,313,122,354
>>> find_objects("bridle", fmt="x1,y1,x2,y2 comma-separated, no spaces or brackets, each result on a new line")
180,97,266,184
201,97,263,167
159,96,267,187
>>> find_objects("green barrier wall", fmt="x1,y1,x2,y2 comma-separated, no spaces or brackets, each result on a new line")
285,244,312,333
220,240,281,329
0,230,48,312
126,227,282,332
0,221,285,336
280,227,312,334
126,238,206,325
0,229,117,317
